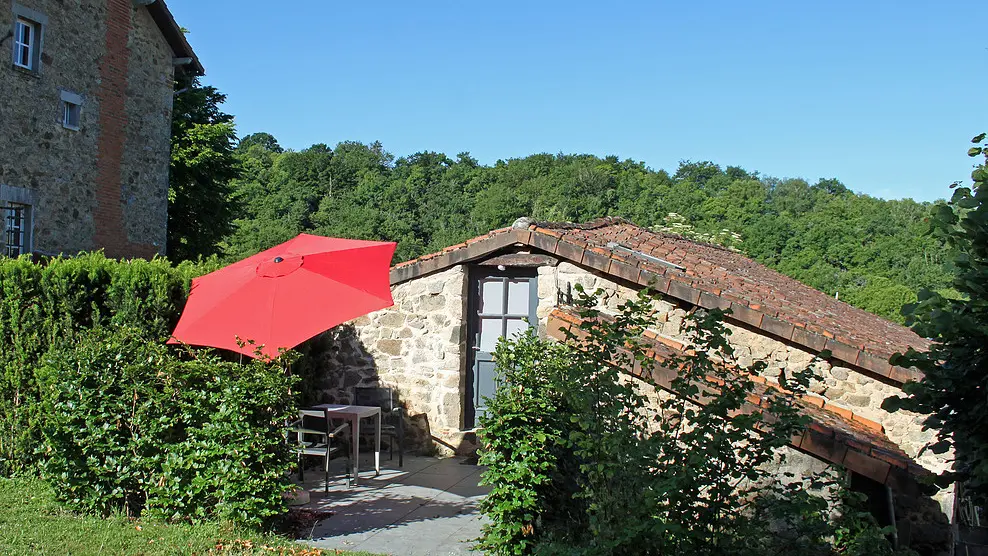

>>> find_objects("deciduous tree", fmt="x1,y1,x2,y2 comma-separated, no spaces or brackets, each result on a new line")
884,133,988,500
168,77,239,261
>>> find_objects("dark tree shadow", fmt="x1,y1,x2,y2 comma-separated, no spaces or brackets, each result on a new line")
293,324,440,455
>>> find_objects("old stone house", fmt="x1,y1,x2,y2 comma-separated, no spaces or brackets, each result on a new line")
0,0,200,258
315,216,954,553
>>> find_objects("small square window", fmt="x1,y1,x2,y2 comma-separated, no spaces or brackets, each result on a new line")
63,101,81,130
13,17,39,71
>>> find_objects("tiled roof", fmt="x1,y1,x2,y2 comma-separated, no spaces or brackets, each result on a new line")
146,0,204,75
547,308,927,492
390,217,929,384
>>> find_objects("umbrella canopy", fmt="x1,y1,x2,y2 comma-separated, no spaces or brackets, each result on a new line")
169,234,396,359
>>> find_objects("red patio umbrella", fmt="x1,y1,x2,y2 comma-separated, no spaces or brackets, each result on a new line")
169,234,396,359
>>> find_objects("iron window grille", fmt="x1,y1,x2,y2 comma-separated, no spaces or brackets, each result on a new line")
2,203,28,257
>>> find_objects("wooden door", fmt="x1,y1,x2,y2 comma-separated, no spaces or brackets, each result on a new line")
465,268,538,429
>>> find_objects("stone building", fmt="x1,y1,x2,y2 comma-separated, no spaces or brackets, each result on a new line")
0,0,201,258
314,217,953,554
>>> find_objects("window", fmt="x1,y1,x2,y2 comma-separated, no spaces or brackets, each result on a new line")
10,4,46,74
61,91,83,130
2,202,30,258
13,18,38,70
63,101,80,129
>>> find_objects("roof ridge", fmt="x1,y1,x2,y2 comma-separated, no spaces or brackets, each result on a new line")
645,228,741,254
535,216,630,230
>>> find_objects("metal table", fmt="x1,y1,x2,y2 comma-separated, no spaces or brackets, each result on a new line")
301,404,381,485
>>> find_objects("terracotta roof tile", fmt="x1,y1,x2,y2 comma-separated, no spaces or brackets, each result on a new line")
390,218,928,381
542,219,928,367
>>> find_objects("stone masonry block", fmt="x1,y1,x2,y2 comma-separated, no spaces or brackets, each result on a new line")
791,326,828,353
729,302,764,328
666,280,701,305
760,315,795,341
376,339,403,356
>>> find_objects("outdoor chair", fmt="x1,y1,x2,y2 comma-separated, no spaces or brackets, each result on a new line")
287,410,350,493
354,386,405,467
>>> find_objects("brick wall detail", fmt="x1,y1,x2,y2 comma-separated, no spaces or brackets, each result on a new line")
94,0,158,258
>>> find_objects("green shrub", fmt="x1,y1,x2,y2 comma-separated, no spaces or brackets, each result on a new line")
479,286,903,555
475,332,585,554
38,326,296,528
0,253,209,474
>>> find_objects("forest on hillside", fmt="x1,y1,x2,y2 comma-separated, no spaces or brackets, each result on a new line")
209,132,953,324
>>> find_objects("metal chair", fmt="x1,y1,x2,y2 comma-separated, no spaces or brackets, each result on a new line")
287,409,350,493
354,386,405,467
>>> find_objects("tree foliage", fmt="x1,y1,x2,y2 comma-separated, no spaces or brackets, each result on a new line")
168,78,240,262
224,136,950,322
883,133,988,500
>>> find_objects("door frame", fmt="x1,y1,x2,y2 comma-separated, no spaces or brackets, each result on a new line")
464,266,539,429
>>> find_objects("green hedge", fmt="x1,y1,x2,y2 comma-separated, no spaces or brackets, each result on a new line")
38,326,295,527
0,253,297,527
0,253,209,474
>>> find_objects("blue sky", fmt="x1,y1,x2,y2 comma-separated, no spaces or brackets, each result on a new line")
168,0,985,202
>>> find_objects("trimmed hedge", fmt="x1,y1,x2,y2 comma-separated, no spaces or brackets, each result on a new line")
0,253,299,527
38,326,295,527
0,253,209,474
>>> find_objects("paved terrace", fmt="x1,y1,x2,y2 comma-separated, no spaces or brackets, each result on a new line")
296,455,488,555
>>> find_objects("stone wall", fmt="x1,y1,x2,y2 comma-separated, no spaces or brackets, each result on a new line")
622,362,832,485
119,2,173,254
619,318,949,555
308,266,470,454
0,0,174,258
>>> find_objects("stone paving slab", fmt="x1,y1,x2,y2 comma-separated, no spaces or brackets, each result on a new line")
297,455,488,555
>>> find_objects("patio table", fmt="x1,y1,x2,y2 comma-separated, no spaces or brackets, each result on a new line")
301,404,381,485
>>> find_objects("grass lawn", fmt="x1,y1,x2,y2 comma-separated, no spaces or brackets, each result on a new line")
0,477,377,555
